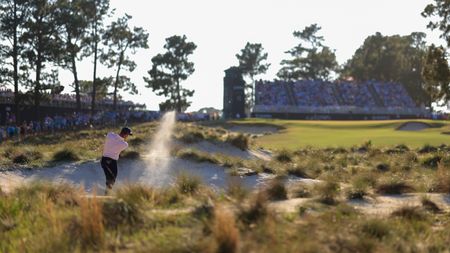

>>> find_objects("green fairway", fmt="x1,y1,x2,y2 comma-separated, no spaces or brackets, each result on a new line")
232,119,450,150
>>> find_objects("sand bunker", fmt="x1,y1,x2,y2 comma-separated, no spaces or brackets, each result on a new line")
396,122,432,131
0,157,308,194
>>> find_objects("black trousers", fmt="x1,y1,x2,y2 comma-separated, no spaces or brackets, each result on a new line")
101,156,118,188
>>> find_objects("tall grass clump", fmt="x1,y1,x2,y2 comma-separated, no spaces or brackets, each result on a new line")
422,155,442,168
391,206,427,221
177,149,220,164
4,147,43,165
210,207,240,253
226,179,248,200
13,181,80,206
265,178,288,201
421,196,442,213
275,149,292,163
176,173,202,195
179,129,205,143
375,179,414,195
101,199,142,229
292,184,312,198
314,180,340,205
78,196,104,249
238,192,268,225
360,219,391,240
418,144,438,154
115,184,155,207
226,133,249,151
52,147,80,162
347,176,371,200
46,183,81,206
430,162,450,193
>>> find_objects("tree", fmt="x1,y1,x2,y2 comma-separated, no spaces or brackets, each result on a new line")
422,44,450,104
277,24,338,81
144,35,197,112
83,0,110,115
422,0,450,48
55,0,93,112
0,0,29,121
21,0,62,117
341,32,430,105
101,14,149,110
79,77,112,101
236,42,270,109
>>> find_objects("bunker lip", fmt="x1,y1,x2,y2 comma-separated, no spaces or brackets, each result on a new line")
396,121,433,131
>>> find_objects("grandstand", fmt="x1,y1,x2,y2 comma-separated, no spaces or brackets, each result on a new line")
252,80,429,120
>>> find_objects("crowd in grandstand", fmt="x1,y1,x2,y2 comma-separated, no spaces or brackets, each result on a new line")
293,80,337,106
255,79,421,111
373,81,416,108
335,81,377,107
256,82,289,106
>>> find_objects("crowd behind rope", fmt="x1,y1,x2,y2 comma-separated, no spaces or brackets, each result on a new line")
0,108,218,143
255,79,422,111
0,110,161,143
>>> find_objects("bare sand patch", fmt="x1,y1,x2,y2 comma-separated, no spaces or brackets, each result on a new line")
396,122,432,131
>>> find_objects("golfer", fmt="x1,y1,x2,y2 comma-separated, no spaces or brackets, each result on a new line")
101,127,132,193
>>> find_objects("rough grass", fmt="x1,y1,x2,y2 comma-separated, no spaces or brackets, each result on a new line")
265,178,288,201
314,180,341,205
238,192,269,225
226,133,249,151
2,181,450,252
210,207,240,253
176,173,202,195
391,206,427,221
275,149,293,163
52,148,80,162
430,162,450,193
176,149,220,164
375,181,415,195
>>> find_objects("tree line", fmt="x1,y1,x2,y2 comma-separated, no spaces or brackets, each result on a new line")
0,0,197,121
0,0,448,119
236,0,449,109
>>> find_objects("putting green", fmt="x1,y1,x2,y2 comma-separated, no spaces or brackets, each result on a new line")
231,119,450,150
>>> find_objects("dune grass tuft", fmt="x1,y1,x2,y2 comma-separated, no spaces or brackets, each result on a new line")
226,133,249,151
265,178,288,201
176,173,202,195
52,148,80,162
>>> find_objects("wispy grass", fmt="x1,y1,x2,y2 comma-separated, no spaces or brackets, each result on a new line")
210,206,240,253
314,180,341,205
226,133,250,151
265,178,288,201
176,173,202,195
52,147,80,162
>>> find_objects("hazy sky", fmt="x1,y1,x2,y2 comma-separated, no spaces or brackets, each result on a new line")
59,0,444,111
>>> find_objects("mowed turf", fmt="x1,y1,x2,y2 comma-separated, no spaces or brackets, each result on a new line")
232,119,450,150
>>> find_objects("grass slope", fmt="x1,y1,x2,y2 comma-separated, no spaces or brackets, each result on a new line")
232,119,450,150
